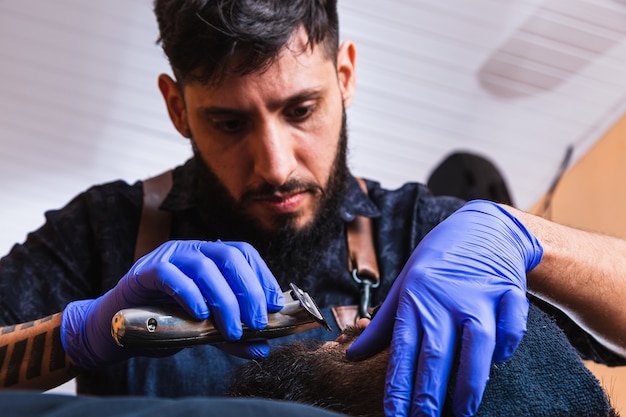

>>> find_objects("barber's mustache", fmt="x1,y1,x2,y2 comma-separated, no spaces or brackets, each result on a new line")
240,180,324,205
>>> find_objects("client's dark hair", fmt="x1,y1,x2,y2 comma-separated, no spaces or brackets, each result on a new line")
153,0,340,85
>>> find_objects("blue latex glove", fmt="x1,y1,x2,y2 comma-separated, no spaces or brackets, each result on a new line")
61,240,284,369
346,200,543,417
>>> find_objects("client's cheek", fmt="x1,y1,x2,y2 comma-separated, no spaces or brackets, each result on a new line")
320,341,342,351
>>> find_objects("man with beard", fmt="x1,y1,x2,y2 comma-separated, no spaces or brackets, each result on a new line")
1,1,626,417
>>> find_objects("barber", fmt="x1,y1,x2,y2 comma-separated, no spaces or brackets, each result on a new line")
2,2,626,417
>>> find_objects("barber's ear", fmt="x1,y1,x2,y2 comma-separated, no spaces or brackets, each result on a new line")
158,73,191,138
337,40,356,108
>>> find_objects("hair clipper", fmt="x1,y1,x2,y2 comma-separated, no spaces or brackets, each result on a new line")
111,283,331,348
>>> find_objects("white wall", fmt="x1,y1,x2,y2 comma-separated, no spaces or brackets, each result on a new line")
0,0,192,256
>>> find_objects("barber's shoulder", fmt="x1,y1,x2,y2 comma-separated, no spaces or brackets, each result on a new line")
85,179,144,208
401,181,465,218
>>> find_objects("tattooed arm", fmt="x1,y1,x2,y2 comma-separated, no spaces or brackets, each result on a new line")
0,313,77,391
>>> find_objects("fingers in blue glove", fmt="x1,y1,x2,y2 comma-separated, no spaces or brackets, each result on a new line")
130,241,212,319
218,241,285,312
171,249,245,340
196,241,284,339
493,289,529,363
133,260,211,319
452,314,497,417
387,298,458,417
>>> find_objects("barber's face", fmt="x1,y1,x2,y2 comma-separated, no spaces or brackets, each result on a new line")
159,29,356,233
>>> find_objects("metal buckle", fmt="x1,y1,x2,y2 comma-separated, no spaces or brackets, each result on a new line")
352,269,380,321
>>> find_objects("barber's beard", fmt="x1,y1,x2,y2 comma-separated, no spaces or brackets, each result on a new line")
190,112,349,288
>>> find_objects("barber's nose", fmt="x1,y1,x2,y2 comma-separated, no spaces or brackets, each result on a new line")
251,122,297,187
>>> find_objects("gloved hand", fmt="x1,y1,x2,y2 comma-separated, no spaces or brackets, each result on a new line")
346,200,543,417
61,240,284,370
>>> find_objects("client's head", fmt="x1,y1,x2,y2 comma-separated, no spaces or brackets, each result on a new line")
226,324,386,417
226,316,619,417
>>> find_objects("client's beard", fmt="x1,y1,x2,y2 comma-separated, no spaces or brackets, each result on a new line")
225,328,621,417
225,326,387,417
190,111,349,288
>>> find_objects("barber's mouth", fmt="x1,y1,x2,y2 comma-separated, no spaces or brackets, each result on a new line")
255,192,307,214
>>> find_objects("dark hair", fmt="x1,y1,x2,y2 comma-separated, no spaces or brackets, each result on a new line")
153,0,340,85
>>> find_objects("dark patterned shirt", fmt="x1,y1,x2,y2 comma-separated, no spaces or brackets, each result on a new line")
0,158,622,397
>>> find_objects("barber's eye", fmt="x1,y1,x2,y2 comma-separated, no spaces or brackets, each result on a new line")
290,105,315,119
214,119,246,133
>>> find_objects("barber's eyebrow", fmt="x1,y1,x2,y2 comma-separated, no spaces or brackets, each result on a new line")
197,107,245,119
197,88,325,117
277,88,325,109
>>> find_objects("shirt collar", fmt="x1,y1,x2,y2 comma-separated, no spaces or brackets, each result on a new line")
160,158,381,221
339,175,381,222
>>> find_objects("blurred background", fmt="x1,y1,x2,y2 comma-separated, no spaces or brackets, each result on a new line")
1,0,626,409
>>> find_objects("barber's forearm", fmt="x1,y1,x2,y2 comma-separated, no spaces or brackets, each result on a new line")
0,313,77,391
506,205,626,357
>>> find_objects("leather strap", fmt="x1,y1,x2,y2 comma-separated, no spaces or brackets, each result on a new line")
133,170,173,262
331,305,379,332
347,178,380,284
